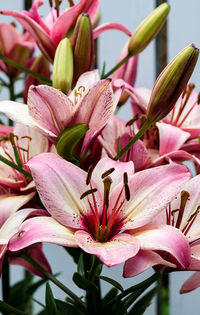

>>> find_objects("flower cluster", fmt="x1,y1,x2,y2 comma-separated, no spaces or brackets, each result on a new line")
0,0,200,313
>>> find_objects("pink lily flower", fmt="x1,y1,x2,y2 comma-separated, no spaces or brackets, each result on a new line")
0,205,51,277
99,115,200,172
0,123,51,192
0,22,35,77
0,70,118,155
0,0,131,62
8,153,191,267
124,175,200,294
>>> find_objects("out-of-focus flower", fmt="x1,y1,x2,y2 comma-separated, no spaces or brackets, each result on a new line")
8,153,191,267
24,54,50,103
0,70,118,157
0,206,51,277
123,175,200,294
0,0,131,62
0,23,35,77
112,42,138,106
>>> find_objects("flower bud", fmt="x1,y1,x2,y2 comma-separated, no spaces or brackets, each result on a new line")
24,54,50,103
128,3,170,56
146,44,199,122
53,38,73,94
7,43,32,77
56,123,89,163
71,13,94,85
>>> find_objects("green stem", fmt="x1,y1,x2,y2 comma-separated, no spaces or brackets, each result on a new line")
2,257,10,303
22,255,86,309
114,120,152,160
0,55,51,85
156,274,169,315
0,154,32,179
8,77,15,126
83,253,102,315
0,301,28,315
101,54,131,79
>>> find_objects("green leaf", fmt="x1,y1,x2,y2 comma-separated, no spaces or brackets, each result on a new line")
101,61,106,78
73,272,97,291
128,287,157,315
102,288,118,306
77,252,85,277
98,275,124,292
55,299,84,315
0,301,28,315
45,283,59,315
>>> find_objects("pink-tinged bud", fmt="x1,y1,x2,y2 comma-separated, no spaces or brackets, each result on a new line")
128,3,170,56
71,13,94,85
113,42,138,106
24,55,50,103
52,38,73,94
6,43,32,77
147,44,199,122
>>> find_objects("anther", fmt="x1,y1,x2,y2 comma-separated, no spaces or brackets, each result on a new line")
123,172,128,185
176,190,190,228
103,177,112,208
124,184,130,201
101,168,115,179
125,114,139,127
86,166,94,185
80,188,98,199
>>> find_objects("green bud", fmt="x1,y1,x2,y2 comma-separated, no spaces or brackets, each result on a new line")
146,44,199,122
71,13,94,85
56,123,89,163
53,38,73,94
128,3,170,56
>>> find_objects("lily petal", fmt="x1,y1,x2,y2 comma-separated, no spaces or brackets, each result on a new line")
180,272,200,293
157,122,190,155
8,243,52,278
93,23,132,39
132,225,191,269
51,0,99,45
0,192,35,228
75,230,140,266
110,164,191,229
123,250,175,278
0,10,56,61
27,153,103,228
28,85,75,136
8,216,77,251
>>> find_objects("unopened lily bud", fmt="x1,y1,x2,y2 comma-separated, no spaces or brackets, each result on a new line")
24,55,50,103
53,38,73,94
71,13,94,85
128,3,170,56
147,44,199,122
56,123,89,163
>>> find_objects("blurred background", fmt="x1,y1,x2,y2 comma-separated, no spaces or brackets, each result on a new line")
0,1,200,314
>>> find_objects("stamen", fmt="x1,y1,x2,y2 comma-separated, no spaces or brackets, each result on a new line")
182,206,200,235
175,190,190,229
124,184,130,201
101,168,115,179
125,114,139,127
78,86,85,93
86,166,93,185
103,177,112,208
123,172,128,185
80,188,98,199
68,0,75,6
